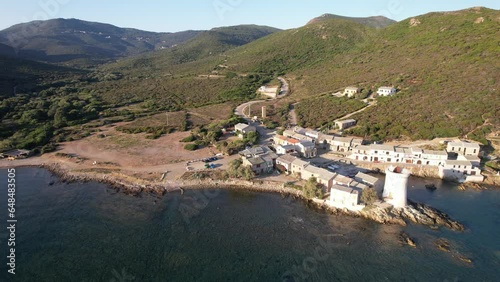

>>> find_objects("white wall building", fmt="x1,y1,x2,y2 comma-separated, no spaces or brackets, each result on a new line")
335,119,357,130
438,160,483,183
447,141,481,157
377,87,397,96
328,184,365,211
344,86,360,98
234,123,256,138
351,145,448,166
383,166,409,208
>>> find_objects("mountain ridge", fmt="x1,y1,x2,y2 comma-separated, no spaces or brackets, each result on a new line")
306,14,396,28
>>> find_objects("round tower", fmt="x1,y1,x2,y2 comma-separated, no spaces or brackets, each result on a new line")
383,166,410,208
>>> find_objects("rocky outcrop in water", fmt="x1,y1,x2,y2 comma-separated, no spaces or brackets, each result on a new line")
360,201,465,231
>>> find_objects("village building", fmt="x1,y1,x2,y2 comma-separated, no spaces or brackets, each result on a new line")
234,123,256,138
335,119,357,130
457,155,481,167
239,146,278,175
0,149,32,160
377,86,397,96
447,141,481,157
258,85,279,98
296,140,317,159
328,184,364,211
290,158,310,177
301,165,336,189
354,172,381,189
275,154,297,174
328,137,353,152
438,160,483,183
282,129,315,143
275,144,296,155
351,145,448,166
332,173,354,186
274,134,316,158
344,86,360,98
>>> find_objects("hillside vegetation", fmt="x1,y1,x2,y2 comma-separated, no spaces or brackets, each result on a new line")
0,8,499,153
0,18,202,65
220,7,500,142
306,14,396,28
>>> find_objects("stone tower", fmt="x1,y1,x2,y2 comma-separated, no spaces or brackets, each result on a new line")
383,166,410,208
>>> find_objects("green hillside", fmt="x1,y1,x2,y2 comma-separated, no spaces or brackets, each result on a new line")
0,18,202,65
306,14,396,28
219,7,499,142
1,7,498,153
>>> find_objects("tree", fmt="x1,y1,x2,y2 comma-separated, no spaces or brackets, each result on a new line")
302,177,324,199
361,188,378,206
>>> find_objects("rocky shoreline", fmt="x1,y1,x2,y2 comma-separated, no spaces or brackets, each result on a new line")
311,200,465,231
37,164,466,231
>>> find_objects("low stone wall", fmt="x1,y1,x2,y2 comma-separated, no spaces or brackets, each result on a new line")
352,161,441,178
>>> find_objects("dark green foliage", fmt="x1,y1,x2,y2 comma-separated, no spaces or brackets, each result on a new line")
181,135,197,142
243,131,259,145
184,143,198,151
361,188,378,206
302,177,324,199
295,96,366,128
225,159,255,180
468,126,493,145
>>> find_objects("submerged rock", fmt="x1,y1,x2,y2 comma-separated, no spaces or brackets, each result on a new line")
399,232,417,248
435,239,451,252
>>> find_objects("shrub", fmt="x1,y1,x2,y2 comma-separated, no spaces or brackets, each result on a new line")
361,188,378,206
180,135,196,142
184,143,198,151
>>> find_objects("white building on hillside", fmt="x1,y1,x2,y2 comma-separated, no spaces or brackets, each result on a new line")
335,119,357,130
344,86,360,97
234,123,256,138
377,87,397,96
447,141,481,157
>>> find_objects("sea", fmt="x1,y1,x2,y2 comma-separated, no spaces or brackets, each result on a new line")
0,168,499,282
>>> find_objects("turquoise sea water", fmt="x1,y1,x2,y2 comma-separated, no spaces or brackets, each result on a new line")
0,168,499,281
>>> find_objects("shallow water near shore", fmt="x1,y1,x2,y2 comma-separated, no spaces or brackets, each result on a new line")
0,168,499,281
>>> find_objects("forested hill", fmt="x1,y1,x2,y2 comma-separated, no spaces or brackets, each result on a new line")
0,18,202,65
